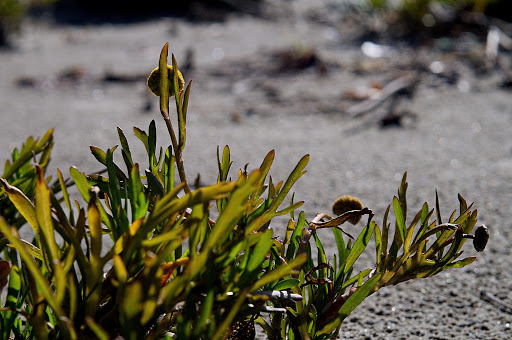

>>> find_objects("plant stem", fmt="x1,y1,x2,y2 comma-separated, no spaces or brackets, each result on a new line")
162,111,191,194
159,43,191,194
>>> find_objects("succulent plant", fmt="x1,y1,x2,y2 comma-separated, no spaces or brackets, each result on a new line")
0,43,488,340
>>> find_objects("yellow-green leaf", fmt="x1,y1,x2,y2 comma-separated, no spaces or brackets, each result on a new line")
35,166,60,261
0,178,38,233
393,196,406,243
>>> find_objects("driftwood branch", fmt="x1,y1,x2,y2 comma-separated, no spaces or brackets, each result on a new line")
348,74,416,118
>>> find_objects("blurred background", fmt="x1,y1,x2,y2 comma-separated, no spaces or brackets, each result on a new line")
2,1,512,44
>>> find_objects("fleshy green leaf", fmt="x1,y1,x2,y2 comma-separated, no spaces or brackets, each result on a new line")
57,168,73,220
393,196,406,244
159,43,170,114
117,127,134,171
246,229,273,273
250,254,306,291
146,170,164,197
273,154,309,210
398,172,407,222
90,145,126,181
435,189,442,225
0,178,38,233
374,223,382,265
134,126,150,154
2,129,53,179
344,221,375,274
318,273,382,334
444,256,476,269
130,164,149,221
148,120,158,171
333,227,347,271
340,268,373,291
70,167,113,231
172,54,186,151
2,264,21,337
8,239,43,260
273,279,300,291
0,218,63,317
381,205,390,256
285,211,306,260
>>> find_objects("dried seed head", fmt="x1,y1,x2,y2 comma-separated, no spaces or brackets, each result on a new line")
473,225,489,252
147,65,184,97
332,195,364,224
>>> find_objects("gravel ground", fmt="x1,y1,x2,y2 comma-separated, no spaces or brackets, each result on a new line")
1,1,511,339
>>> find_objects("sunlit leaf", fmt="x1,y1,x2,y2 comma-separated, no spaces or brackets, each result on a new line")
0,218,63,317
2,264,21,338
182,81,192,122
117,127,133,170
285,211,306,260
444,256,476,269
273,154,309,210
318,273,382,335
374,223,382,265
134,126,150,154
273,279,300,291
344,222,375,274
393,196,406,244
381,205,390,256
250,254,306,291
2,129,53,179
172,54,186,151
398,172,407,222
7,239,43,260
333,227,347,271
159,43,170,114
57,168,72,220
246,229,273,273
340,268,372,291
70,167,114,231
0,178,38,233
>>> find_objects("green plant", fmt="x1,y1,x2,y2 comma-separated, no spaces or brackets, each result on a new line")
0,43,488,339
0,43,307,339
253,173,486,339
0,128,53,228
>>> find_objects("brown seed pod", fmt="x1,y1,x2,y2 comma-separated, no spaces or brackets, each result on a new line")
147,64,184,97
473,225,489,252
332,195,364,224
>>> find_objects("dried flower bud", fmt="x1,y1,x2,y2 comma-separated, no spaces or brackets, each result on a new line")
473,225,489,252
332,195,364,224
147,65,184,97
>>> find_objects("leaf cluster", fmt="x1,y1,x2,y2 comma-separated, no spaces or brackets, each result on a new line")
0,43,309,339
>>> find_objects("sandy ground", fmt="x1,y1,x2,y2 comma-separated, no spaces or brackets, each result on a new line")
1,1,511,339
